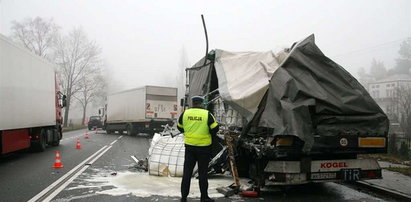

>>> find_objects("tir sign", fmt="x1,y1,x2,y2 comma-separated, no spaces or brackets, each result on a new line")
342,169,361,181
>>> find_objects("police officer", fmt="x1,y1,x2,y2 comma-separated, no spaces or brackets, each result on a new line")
177,96,219,202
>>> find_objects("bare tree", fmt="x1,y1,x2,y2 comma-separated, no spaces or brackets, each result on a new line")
53,28,101,127
393,84,411,136
92,71,109,108
73,70,106,125
394,37,411,75
369,58,387,80
10,17,59,58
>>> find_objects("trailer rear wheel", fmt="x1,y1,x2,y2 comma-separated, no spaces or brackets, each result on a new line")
249,159,266,189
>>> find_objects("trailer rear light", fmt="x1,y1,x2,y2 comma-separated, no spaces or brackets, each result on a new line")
240,190,259,197
358,137,385,148
275,137,293,146
366,171,377,178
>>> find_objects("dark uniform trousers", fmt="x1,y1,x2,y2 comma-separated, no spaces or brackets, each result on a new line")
181,144,212,199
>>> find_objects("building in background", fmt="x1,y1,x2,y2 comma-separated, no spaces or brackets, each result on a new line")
367,74,411,134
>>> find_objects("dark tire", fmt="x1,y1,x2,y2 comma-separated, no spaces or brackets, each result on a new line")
88,127,92,130
51,129,61,146
249,159,266,189
32,129,47,152
51,139,60,146
126,124,136,136
105,124,112,134
236,148,251,178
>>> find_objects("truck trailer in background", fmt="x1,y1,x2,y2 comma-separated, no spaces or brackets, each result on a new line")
0,34,66,154
104,86,177,135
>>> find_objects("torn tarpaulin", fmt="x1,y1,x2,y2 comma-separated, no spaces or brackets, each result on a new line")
256,35,388,152
187,34,388,153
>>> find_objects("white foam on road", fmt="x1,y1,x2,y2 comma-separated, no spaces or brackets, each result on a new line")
77,170,234,198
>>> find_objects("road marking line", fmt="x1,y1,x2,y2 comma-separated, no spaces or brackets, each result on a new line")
110,135,123,145
28,138,120,202
27,146,107,202
42,146,113,201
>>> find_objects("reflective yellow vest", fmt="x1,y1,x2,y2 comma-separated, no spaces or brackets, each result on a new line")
180,108,215,146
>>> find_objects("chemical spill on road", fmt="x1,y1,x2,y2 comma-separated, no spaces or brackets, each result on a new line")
71,168,234,198
101,172,232,197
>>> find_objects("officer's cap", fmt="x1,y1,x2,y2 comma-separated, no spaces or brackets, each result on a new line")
191,96,204,102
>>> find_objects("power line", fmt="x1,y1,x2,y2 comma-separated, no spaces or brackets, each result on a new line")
332,37,410,58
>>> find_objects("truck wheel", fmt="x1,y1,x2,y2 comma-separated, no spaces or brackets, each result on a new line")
32,129,47,152
51,130,61,146
126,125,135,136
39,130,47,151
51,139,60,146
249,159,266,189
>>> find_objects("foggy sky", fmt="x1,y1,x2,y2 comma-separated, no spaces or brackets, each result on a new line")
1,0,410,93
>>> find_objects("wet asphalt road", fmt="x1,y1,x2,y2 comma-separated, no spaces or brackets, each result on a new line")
0,129,397,202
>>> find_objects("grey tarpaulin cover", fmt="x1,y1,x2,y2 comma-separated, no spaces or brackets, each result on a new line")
257,35,388,151
188,34,388,152
187,57,213,104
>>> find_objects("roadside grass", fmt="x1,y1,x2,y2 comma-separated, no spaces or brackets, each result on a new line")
385,167,411,177
360,154,410,165
360,154,411,177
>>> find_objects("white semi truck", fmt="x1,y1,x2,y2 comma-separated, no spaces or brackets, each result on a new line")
0,34,66,154
104,86,178,135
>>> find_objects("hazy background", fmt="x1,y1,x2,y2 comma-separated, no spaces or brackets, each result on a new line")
2,0,410,87
1,0,410,121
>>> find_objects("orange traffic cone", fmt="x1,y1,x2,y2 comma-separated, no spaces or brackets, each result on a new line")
52,151,64,168
84,131,89,139
75,138,82,149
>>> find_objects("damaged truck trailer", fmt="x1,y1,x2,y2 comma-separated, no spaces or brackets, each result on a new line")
185,35,388,189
